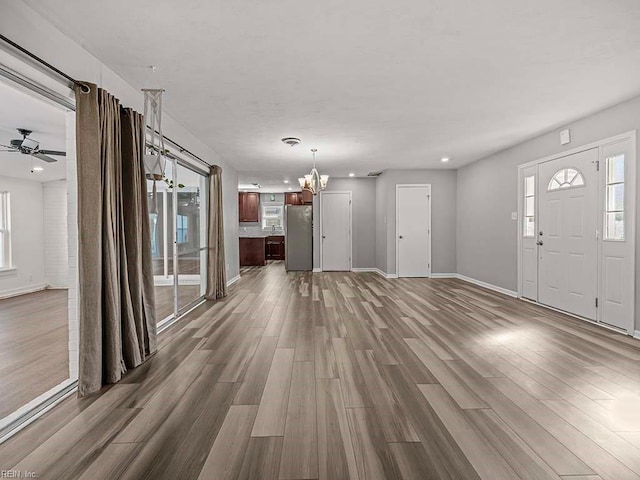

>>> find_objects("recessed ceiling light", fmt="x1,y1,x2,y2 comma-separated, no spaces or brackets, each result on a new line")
348,172,355,177
288,187,292,191
283,180,289,184
32,166,44,172
441,157,450,163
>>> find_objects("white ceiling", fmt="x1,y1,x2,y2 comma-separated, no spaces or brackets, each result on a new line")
0,81,67,183
22,0,640,190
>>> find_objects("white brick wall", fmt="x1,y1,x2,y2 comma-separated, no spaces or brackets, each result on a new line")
66,111,79,380
43,180,68,288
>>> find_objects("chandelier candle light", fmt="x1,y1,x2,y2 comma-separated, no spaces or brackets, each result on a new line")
298,148,329,195
143,88,167,214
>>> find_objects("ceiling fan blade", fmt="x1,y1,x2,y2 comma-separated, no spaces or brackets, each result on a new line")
32,153,57,163
37,149,66,157
0,144,17,150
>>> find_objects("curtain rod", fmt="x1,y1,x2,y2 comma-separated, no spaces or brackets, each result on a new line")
0,33,90,93
146,127,212,169
0,34,214,169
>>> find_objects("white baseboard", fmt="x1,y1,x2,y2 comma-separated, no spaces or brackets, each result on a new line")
0,283,48,300
456,274,518,298
634,330,640,340
351,268,378,273
226,274,241,287
430,273,457,279
368,268,397,279
312,268,322,273
46,284,69,290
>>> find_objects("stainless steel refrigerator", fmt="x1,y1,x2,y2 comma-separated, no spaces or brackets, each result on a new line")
285,204,313,271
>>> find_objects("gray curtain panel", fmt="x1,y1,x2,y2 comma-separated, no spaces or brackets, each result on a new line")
205,165,227,300
75,82,157,396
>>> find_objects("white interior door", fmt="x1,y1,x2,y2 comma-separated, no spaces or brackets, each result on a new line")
538,148,598,320
320,191,351,271
397,184,431,277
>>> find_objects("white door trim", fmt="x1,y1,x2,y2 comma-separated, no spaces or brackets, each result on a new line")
396,184,432,278
518,131,636,169
517,130,636,335
319,190,352,271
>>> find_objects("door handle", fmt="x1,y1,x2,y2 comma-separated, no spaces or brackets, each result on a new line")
399,235,403,239
322,235,326,239
536,240,543,246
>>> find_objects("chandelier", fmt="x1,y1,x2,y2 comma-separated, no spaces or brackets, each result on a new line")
298,148,329,195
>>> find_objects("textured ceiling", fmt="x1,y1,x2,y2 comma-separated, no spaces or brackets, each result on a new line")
22,0,640,188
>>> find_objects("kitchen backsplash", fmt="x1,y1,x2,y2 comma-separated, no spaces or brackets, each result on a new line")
239,223,285,236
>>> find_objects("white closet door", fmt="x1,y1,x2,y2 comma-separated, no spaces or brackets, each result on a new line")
397,185,431,278
320,192,351,271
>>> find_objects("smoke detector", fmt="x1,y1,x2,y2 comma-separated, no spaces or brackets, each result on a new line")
281,137,301,147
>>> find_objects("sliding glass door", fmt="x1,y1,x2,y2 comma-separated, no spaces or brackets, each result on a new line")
176,163,207,313
148,158,208,326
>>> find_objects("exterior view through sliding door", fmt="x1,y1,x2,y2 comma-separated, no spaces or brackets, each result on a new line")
148,157,208,327
0,56,77,438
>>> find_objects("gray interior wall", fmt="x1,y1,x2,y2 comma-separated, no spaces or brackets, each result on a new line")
456,94,640,331
312,178,377,270
375,174,388,272
378,169,457,275
222,164,239,282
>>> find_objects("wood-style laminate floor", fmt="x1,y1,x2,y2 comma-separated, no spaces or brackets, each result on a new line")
2,262,640,479
154,284,202,321
0,289,69,419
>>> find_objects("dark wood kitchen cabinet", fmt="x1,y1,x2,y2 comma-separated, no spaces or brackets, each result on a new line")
239,237,266,266
285,192,302,205
285,191,313,205
238,192,259,222
300,189,313,204
265,236,285,260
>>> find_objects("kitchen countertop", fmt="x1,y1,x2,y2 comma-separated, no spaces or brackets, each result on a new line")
239,233,285,239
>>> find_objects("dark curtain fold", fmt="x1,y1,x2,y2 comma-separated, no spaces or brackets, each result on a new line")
75,82,157,396
205,165,227,300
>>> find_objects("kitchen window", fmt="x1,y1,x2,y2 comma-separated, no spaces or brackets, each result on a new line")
262,203,283,230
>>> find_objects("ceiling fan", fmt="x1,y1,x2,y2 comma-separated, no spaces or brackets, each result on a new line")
0,128,66,163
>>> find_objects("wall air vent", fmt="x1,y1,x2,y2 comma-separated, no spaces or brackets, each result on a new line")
367,171,383,177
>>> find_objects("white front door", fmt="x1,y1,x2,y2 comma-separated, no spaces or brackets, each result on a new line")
397,184,431,277
320,191,351,271
538,148,598,320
